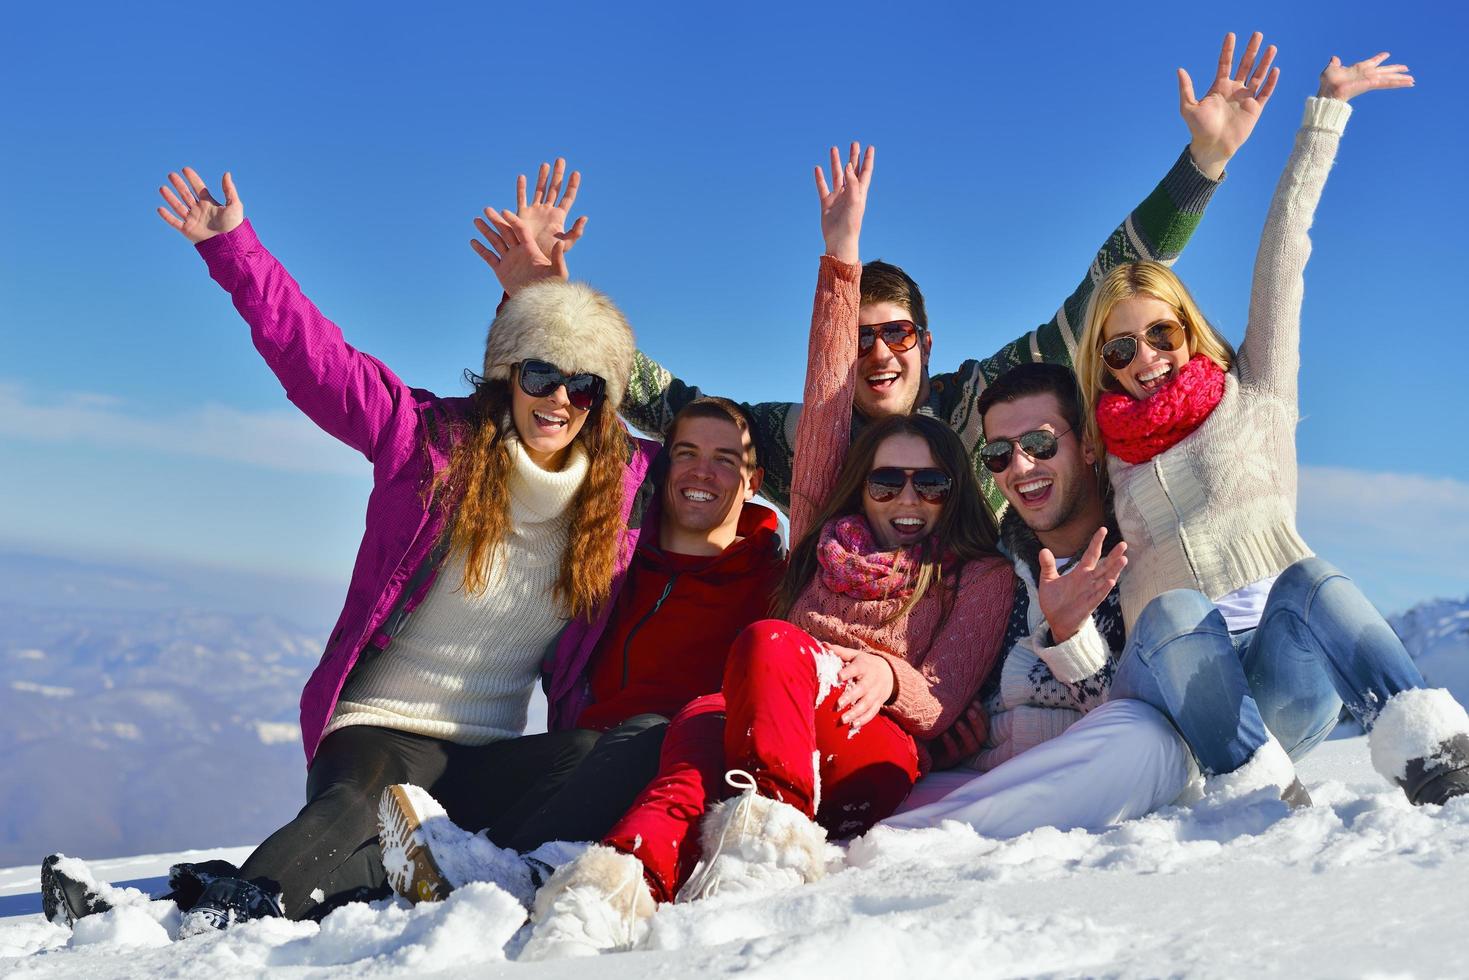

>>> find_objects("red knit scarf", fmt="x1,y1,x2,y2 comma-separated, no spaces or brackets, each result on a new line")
1096,354,1226,464
816,515,919,601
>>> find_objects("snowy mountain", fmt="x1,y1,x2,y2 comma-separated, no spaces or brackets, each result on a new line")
1391,596,1469,701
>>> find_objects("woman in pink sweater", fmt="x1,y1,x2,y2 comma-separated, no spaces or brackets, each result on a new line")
520,144,1014,960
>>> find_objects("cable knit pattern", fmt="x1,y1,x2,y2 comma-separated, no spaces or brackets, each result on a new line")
789,257,1014,744
1107,98,1349,629
326,437,588,744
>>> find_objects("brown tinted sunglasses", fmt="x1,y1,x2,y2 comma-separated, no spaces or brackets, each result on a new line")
858,320,920,357
1100,320,1186,370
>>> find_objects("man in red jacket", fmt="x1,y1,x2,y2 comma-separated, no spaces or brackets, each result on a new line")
376,396,787,904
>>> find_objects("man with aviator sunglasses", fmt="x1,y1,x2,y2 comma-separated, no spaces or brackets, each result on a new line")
884,363,1195,835
616,32,1282,517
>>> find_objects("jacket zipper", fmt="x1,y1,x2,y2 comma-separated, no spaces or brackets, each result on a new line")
621,573,679,689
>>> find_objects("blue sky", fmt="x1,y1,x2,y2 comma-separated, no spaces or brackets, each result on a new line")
2,1,1466,615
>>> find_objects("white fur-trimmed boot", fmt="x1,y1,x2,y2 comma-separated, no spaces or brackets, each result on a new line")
377,784,535,907
1368,688,1469,806
519,844,655,961
675,772,836,903
1202,733,1311,808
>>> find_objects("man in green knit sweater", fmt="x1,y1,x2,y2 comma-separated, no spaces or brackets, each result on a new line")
613,33,1280,515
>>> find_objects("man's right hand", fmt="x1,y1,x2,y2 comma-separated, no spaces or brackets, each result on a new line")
1037,527,1128,645
470,211,568,296
815,142,874,265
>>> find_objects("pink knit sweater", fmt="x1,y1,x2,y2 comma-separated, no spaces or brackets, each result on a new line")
788,256,1013,740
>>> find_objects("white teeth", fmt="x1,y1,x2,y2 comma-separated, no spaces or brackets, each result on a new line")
533,410,567,426
893,517,924,527
682,489,715,502
1139,365,1171,383
1016,479,1052,494
867,372,899,383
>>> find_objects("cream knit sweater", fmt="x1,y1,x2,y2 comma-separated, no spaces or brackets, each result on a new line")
326,437,588,745
1109,97,1352,630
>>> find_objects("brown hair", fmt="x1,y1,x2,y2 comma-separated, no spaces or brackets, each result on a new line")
431,375,627,620
776,414,998,626
666,396,760,470
861,260,928,331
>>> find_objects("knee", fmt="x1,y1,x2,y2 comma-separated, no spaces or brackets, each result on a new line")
1275,557,1344,598
1136,589,1224,638
728,619,816,674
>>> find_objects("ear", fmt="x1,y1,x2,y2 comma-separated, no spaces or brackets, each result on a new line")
1081,432,1098,467
920,329,933,365
746,466,764,498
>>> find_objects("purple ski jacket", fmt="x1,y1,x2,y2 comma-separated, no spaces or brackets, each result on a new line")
197,221,657,765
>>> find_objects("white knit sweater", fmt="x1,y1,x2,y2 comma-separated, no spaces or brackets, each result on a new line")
1108,97,1352,629
326,437,589,745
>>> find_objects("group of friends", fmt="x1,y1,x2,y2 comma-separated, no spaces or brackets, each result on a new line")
39,33,1469,959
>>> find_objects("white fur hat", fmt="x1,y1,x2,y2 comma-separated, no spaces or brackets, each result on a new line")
482,280,635,411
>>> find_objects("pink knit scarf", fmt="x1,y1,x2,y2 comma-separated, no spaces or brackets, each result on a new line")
1096,354,1226,464
816,515,919,601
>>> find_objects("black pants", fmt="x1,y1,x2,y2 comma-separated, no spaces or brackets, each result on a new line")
237,716,668,920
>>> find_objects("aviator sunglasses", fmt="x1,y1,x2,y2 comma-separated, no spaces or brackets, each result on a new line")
1099,320,1186,371
517,359,606,411
857,319,921,357
979,426,1072,473
865,466,953,504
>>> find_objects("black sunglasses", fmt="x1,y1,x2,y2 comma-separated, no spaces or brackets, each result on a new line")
979,427,1071,473
518,359,606,411
865,466,953,503
1099,320,1186,371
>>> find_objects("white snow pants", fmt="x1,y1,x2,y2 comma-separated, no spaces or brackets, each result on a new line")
882,699,1194,836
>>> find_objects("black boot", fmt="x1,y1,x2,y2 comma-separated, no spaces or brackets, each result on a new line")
40,854,113,927
177,876,284,937
1280,777,1314,809
1400,733,1469,806
165,859,245,911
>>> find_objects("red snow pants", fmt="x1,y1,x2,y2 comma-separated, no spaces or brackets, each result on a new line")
603,619,921,902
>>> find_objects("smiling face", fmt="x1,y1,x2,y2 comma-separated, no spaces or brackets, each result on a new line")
853,301,931,420
510,363,592,470
1100,296,1192,400
982,391,1103,549
661,414,762,552
863,432,946,550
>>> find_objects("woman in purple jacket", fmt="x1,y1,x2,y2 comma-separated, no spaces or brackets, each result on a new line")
41,167,658,933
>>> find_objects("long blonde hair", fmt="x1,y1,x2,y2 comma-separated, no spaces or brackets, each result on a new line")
430,376,627,620
1076,261,1236,457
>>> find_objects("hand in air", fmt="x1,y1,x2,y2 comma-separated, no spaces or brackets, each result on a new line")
470,211,568,296
931,699,987,770
814,142,874,266
1180,32,1280,180
827,641,895,730
156,168,244,243
1318,53,1414,102
511,157,588,257
1036,527,1128,645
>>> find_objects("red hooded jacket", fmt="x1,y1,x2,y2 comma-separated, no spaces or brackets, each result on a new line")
576,501,785,731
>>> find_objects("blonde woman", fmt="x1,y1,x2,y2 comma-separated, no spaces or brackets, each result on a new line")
1076,55,1469,808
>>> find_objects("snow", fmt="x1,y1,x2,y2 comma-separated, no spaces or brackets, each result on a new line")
4,737,1468,978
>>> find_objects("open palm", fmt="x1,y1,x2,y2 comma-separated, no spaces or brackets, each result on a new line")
1318,53,1414,102
156,168,244,243
1179,32,1280,178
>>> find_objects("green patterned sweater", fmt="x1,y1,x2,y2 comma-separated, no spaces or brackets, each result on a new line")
623,146,1221,515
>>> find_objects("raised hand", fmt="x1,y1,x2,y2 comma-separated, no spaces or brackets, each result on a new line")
1180,32,1281,180
512,158,587,259
1318,53,1414,102
828,641,895,729
1036,527,1128,645
814,142,874,265
156,167,244,243
470,210,568,296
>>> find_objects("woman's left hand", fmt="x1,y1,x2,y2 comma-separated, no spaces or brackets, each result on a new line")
828,642,895,729
1180,31,1281,180
1318,53,1414,102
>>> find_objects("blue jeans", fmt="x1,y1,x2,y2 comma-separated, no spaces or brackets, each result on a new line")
1110,558,1425,776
